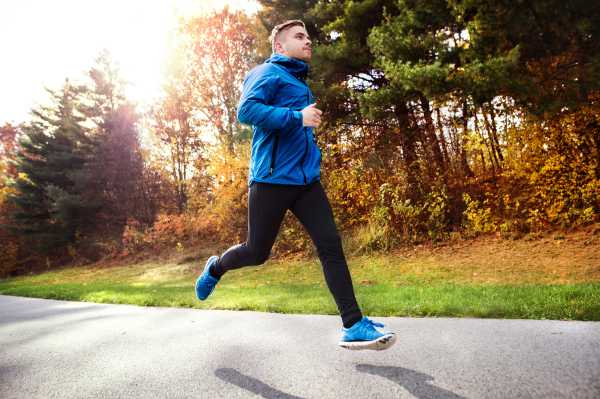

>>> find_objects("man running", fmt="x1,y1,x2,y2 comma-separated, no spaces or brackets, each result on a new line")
195,20,396,351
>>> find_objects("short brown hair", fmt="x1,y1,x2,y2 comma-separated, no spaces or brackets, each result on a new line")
269,20,306,53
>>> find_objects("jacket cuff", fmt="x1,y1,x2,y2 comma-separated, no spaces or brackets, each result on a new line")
293,111,303,126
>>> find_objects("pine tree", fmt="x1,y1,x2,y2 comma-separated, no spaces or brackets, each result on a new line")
5,80,95,250
369,0,600,114
80,50,143,237
3,50,143,251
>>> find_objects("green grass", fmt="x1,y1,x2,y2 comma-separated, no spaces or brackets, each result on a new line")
1,254,598,321
0,280,598,320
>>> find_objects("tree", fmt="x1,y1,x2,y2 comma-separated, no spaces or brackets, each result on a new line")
5,51,144,253
81,50,144,236
144,7,262,237
0,123,20,179
5,80,94,250
145,30,210,216
179,6,258,152
369,0,600,113
0,123,37,276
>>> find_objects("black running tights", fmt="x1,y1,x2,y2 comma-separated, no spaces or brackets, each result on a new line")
211,180,362,327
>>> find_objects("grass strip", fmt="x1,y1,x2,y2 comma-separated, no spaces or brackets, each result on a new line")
1,280,598,321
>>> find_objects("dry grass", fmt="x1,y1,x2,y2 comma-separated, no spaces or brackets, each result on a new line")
9,228,599,289
368,228,600,286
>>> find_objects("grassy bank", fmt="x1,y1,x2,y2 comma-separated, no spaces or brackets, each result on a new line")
1,278,598,320
1,231,599,320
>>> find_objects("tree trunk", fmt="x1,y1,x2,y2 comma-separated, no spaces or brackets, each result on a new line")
435,108,450,163
420,97,445,167
474,113,495,177
395,102,418,168
487,104,504,163
461,100,474,177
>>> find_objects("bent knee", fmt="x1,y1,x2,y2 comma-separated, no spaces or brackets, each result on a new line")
249,251,270,266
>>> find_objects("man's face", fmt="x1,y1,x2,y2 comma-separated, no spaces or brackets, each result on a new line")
276,26,312,63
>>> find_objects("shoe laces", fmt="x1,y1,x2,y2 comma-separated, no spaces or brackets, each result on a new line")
201,268,218,287
362,318,384,330
204,278,217,288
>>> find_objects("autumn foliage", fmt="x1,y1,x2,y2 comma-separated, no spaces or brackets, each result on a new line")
1,2,599,275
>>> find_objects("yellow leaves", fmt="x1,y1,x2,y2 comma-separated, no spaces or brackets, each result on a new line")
463,193,496,232
0,241,20,278
17,172,30,181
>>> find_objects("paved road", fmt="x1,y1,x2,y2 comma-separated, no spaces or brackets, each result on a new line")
1,295,599,398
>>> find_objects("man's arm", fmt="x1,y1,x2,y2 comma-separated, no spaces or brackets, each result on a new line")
237,67,323,129
237,69,303,130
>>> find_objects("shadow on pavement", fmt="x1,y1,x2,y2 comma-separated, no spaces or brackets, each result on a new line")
356,364,467,399
215,368,304,399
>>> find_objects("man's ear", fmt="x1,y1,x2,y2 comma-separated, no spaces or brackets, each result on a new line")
275,42,284,54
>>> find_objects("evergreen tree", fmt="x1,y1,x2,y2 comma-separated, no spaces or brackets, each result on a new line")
5,80,95,250
4,50,143,252
81,50,143,237
369,0,600,113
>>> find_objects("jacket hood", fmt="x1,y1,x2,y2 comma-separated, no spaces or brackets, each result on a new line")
265,53,308,78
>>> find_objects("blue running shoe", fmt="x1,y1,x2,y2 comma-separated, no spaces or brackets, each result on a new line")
339,317,396,350
195,256,220,300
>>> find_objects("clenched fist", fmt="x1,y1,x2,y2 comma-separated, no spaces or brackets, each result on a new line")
301,103,323,127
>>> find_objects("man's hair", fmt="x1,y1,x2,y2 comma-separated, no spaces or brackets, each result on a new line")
269,20,306,53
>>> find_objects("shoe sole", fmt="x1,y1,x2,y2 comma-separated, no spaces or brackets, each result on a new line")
339,333,397,351
195,256,219,300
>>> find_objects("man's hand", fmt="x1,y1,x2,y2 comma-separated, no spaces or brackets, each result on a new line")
301,103,323,127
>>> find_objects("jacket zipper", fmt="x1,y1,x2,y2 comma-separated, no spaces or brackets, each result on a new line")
263,135,280,178
300,85,310,185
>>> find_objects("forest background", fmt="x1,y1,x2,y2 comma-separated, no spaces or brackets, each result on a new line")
1,0,599,277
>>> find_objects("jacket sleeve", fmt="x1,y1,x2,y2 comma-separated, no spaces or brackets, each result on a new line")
237,67,303,129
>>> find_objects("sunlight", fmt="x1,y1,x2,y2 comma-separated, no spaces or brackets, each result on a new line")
0,0,259,124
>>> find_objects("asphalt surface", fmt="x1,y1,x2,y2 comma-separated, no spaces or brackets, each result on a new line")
1,295,599,398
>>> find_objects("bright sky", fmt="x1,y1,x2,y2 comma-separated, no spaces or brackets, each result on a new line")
0,0,260,125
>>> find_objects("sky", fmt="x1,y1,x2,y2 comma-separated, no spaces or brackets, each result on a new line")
0,0,259,125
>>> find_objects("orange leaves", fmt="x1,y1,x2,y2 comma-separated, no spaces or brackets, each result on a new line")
175,7,256,150
141,7,260,225
0,123,20,179
120,212,220,257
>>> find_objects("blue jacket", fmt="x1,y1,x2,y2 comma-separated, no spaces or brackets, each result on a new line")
238,53,321,186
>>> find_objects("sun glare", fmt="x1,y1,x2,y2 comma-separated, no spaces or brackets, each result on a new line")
0,0,259,124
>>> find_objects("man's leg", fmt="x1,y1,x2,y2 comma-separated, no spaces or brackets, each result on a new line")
210,182,298,278
289,181,363,328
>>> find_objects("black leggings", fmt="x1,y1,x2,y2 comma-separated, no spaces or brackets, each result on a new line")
212,180,362,327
